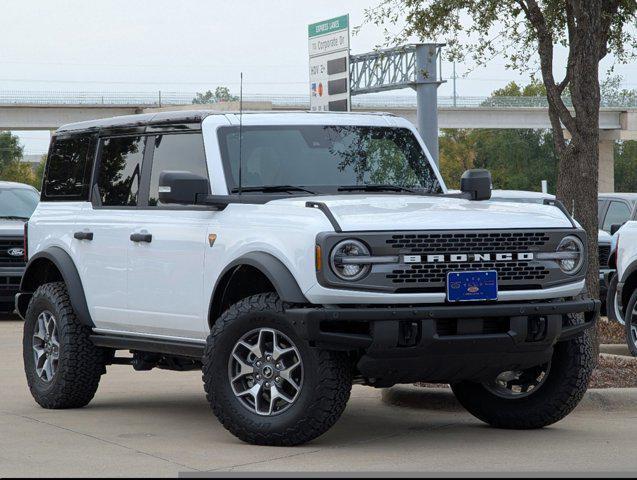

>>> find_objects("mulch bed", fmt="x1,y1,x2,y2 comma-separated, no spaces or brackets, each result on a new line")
598,316,626,344
590,354,637,388
416,354,637,390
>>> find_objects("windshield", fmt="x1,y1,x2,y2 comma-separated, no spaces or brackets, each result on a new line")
0,187,39,219
217,125,442,194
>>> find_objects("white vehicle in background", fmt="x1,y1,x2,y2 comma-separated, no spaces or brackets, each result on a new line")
18,111,599,446
0,181,39,314
612,221,637,356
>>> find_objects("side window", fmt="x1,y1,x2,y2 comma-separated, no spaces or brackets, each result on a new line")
42,134,93,201
96,136,145,207
602,201,631,232
148,133,208,206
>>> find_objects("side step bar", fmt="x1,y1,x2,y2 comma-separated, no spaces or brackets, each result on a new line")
90,334,205,359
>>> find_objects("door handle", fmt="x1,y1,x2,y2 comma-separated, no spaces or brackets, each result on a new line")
73,231,94,241
130,233,152,243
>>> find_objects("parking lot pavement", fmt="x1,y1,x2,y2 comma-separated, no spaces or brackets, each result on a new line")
1,316,637,477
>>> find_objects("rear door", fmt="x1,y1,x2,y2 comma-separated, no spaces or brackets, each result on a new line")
125,131,213,340
74,133,147,332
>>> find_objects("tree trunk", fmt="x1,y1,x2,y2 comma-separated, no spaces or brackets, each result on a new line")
555,138,599,300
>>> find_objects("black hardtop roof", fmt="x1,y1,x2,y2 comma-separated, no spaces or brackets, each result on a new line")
55,110,397,134
56,110,213,133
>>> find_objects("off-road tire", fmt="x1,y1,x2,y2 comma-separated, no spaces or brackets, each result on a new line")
23,282,109,409
451,313,595,429
202,293,352,446
624,290,637,357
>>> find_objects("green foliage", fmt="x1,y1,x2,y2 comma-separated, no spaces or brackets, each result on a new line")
0,131,24,171
440,128,558,191
615,141,637,192
360,1,636,72
192,86,239,104
0,131,42,189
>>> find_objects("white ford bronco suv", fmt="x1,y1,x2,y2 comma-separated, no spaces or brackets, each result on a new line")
18,111,598,446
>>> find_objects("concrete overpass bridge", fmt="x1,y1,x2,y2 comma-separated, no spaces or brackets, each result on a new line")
1,92,635,191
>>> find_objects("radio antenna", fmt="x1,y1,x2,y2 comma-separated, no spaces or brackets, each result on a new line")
238,72,244,196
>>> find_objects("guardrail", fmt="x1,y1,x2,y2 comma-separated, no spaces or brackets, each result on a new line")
0,91,635,109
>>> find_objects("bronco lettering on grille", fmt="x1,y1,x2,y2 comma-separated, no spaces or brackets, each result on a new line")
403,252,534,263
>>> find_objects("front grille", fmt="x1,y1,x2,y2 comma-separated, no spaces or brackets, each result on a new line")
0,275,20,292
386,232,550,254
599,245,610,268
0,237,25,267
388,261,550,286
317,229,584,294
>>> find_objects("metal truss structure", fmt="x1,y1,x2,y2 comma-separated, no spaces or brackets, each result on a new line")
349,44,445,96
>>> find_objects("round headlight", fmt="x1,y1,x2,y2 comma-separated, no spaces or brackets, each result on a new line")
556,235,584,274
330,239,371,281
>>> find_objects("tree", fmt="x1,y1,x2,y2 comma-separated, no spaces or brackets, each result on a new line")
0,131,39,187
192,86,239,104
0,131,24,171
362,0,637,296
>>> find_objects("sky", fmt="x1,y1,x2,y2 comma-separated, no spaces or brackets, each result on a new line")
3,0,636,155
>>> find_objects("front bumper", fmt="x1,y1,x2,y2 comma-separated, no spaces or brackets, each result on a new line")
287,298,599,386
0,267,24,311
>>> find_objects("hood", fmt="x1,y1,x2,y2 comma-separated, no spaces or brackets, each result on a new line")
272,195,574,231
0,219,26,236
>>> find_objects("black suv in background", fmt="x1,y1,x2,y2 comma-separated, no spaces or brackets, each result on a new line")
0,181,39,314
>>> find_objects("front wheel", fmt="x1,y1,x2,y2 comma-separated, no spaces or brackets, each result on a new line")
202,293,352,446
623,290,637,357
451,314,595,429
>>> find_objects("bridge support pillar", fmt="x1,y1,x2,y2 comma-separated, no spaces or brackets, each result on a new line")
598,138,615,193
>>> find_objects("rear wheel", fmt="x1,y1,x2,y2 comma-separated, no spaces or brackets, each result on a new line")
202,293,352,446
23,282,109,409
623,290,637,357
451,313,594,429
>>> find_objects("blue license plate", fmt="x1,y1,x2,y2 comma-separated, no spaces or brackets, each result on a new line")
447,270,498,302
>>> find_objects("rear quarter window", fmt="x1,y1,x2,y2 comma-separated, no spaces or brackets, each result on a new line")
42,134,94,201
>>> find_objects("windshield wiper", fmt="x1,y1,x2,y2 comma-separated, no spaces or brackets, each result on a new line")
0,215,30,220
337,184,418,193
231,185,316,194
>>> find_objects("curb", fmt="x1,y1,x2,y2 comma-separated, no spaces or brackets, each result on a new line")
600,343,632,357
381,384,637,413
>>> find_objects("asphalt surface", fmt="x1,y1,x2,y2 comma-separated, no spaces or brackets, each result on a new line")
1,315,637,477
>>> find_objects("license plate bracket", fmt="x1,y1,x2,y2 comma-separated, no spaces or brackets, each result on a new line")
447,270,498,302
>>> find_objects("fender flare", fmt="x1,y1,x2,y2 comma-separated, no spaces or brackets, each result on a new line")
19,247,94,327
212,252,308,310
620,258,637,285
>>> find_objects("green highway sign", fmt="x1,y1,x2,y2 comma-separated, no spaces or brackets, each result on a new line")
308,15,349,38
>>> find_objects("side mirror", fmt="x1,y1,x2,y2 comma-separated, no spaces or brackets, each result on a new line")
610,223,624,235
158,171,209,205
460,169,492,201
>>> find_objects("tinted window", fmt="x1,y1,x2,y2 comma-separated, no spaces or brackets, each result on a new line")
217,126,442,193
149,133,208,206
602,201,631,232
0,188,39,218
96,136,145,207
42,135,93,200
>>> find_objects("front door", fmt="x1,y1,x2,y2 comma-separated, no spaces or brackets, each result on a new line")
126,132,212,340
